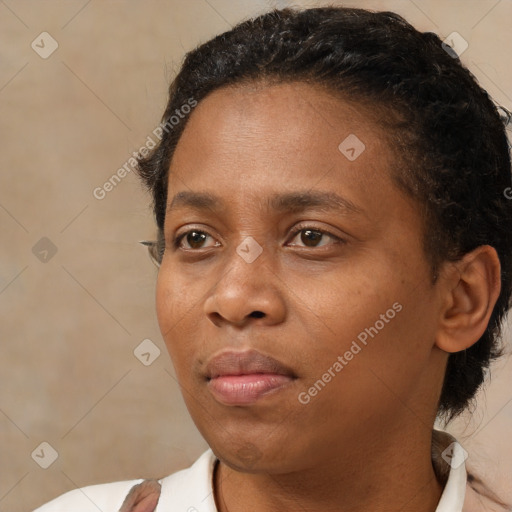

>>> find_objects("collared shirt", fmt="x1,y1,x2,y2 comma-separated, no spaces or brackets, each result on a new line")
33,430,467,511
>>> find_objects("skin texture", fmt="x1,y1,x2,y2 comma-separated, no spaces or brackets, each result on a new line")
155,81,501,512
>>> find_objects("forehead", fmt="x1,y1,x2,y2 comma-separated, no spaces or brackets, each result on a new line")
175,80,385,153
168,81,399,212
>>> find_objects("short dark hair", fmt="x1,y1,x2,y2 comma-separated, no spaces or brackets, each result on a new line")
136,6,512,423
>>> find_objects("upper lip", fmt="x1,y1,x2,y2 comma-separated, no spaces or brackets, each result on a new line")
205,349,296,380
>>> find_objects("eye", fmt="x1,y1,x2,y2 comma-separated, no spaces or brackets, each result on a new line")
173,229,220,250
287,226,343,248
171,225,344,252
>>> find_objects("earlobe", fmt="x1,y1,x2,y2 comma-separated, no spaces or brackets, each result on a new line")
435,245,501,354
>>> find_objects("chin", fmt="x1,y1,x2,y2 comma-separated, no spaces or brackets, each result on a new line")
206,430,304,475
214,441,266,473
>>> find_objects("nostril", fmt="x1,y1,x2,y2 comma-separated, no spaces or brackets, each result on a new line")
250,311,265,318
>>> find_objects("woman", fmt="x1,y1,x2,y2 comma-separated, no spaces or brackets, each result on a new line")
34,6,512,512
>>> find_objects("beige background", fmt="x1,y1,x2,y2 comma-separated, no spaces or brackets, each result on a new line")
0,1,511,511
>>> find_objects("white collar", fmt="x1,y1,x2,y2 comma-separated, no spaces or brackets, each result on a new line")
431,429,467,512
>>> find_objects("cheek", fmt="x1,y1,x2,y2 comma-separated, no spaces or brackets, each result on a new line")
156,261,204,326
155,271,174,336
155,269,196,363
281,258,395,335
291,255,432,374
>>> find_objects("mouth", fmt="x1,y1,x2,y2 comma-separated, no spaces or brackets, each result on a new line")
205,349,297,406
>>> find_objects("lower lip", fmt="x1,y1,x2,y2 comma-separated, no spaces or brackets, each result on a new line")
207,374,294,405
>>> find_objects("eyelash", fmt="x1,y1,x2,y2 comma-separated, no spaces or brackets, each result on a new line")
171,224,344,251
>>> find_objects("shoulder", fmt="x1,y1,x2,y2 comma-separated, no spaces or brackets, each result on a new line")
33,449,218,512
33,478,144,512
155,449,218,511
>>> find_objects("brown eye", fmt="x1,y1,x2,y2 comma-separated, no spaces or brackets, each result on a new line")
185,231,208,249
301,229,323,247
288,226,342,248
173,229,219,250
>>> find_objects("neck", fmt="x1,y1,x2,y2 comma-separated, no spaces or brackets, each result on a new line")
214,427,444,512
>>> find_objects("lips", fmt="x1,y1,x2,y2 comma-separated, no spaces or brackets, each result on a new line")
205,350,296,406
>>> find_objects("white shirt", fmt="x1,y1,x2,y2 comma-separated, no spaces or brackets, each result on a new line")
33,432,467,512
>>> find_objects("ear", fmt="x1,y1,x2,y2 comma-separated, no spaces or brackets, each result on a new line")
435,245,501,353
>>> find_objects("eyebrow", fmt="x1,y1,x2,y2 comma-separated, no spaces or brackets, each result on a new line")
166,190,364,216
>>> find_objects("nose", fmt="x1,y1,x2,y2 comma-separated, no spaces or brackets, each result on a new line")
203,244,287,328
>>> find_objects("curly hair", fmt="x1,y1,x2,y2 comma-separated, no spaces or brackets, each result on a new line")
136,6,512,424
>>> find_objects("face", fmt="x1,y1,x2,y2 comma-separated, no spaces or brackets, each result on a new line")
156,81,447,473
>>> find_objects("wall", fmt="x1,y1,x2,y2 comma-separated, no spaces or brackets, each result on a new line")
1,1,511,510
